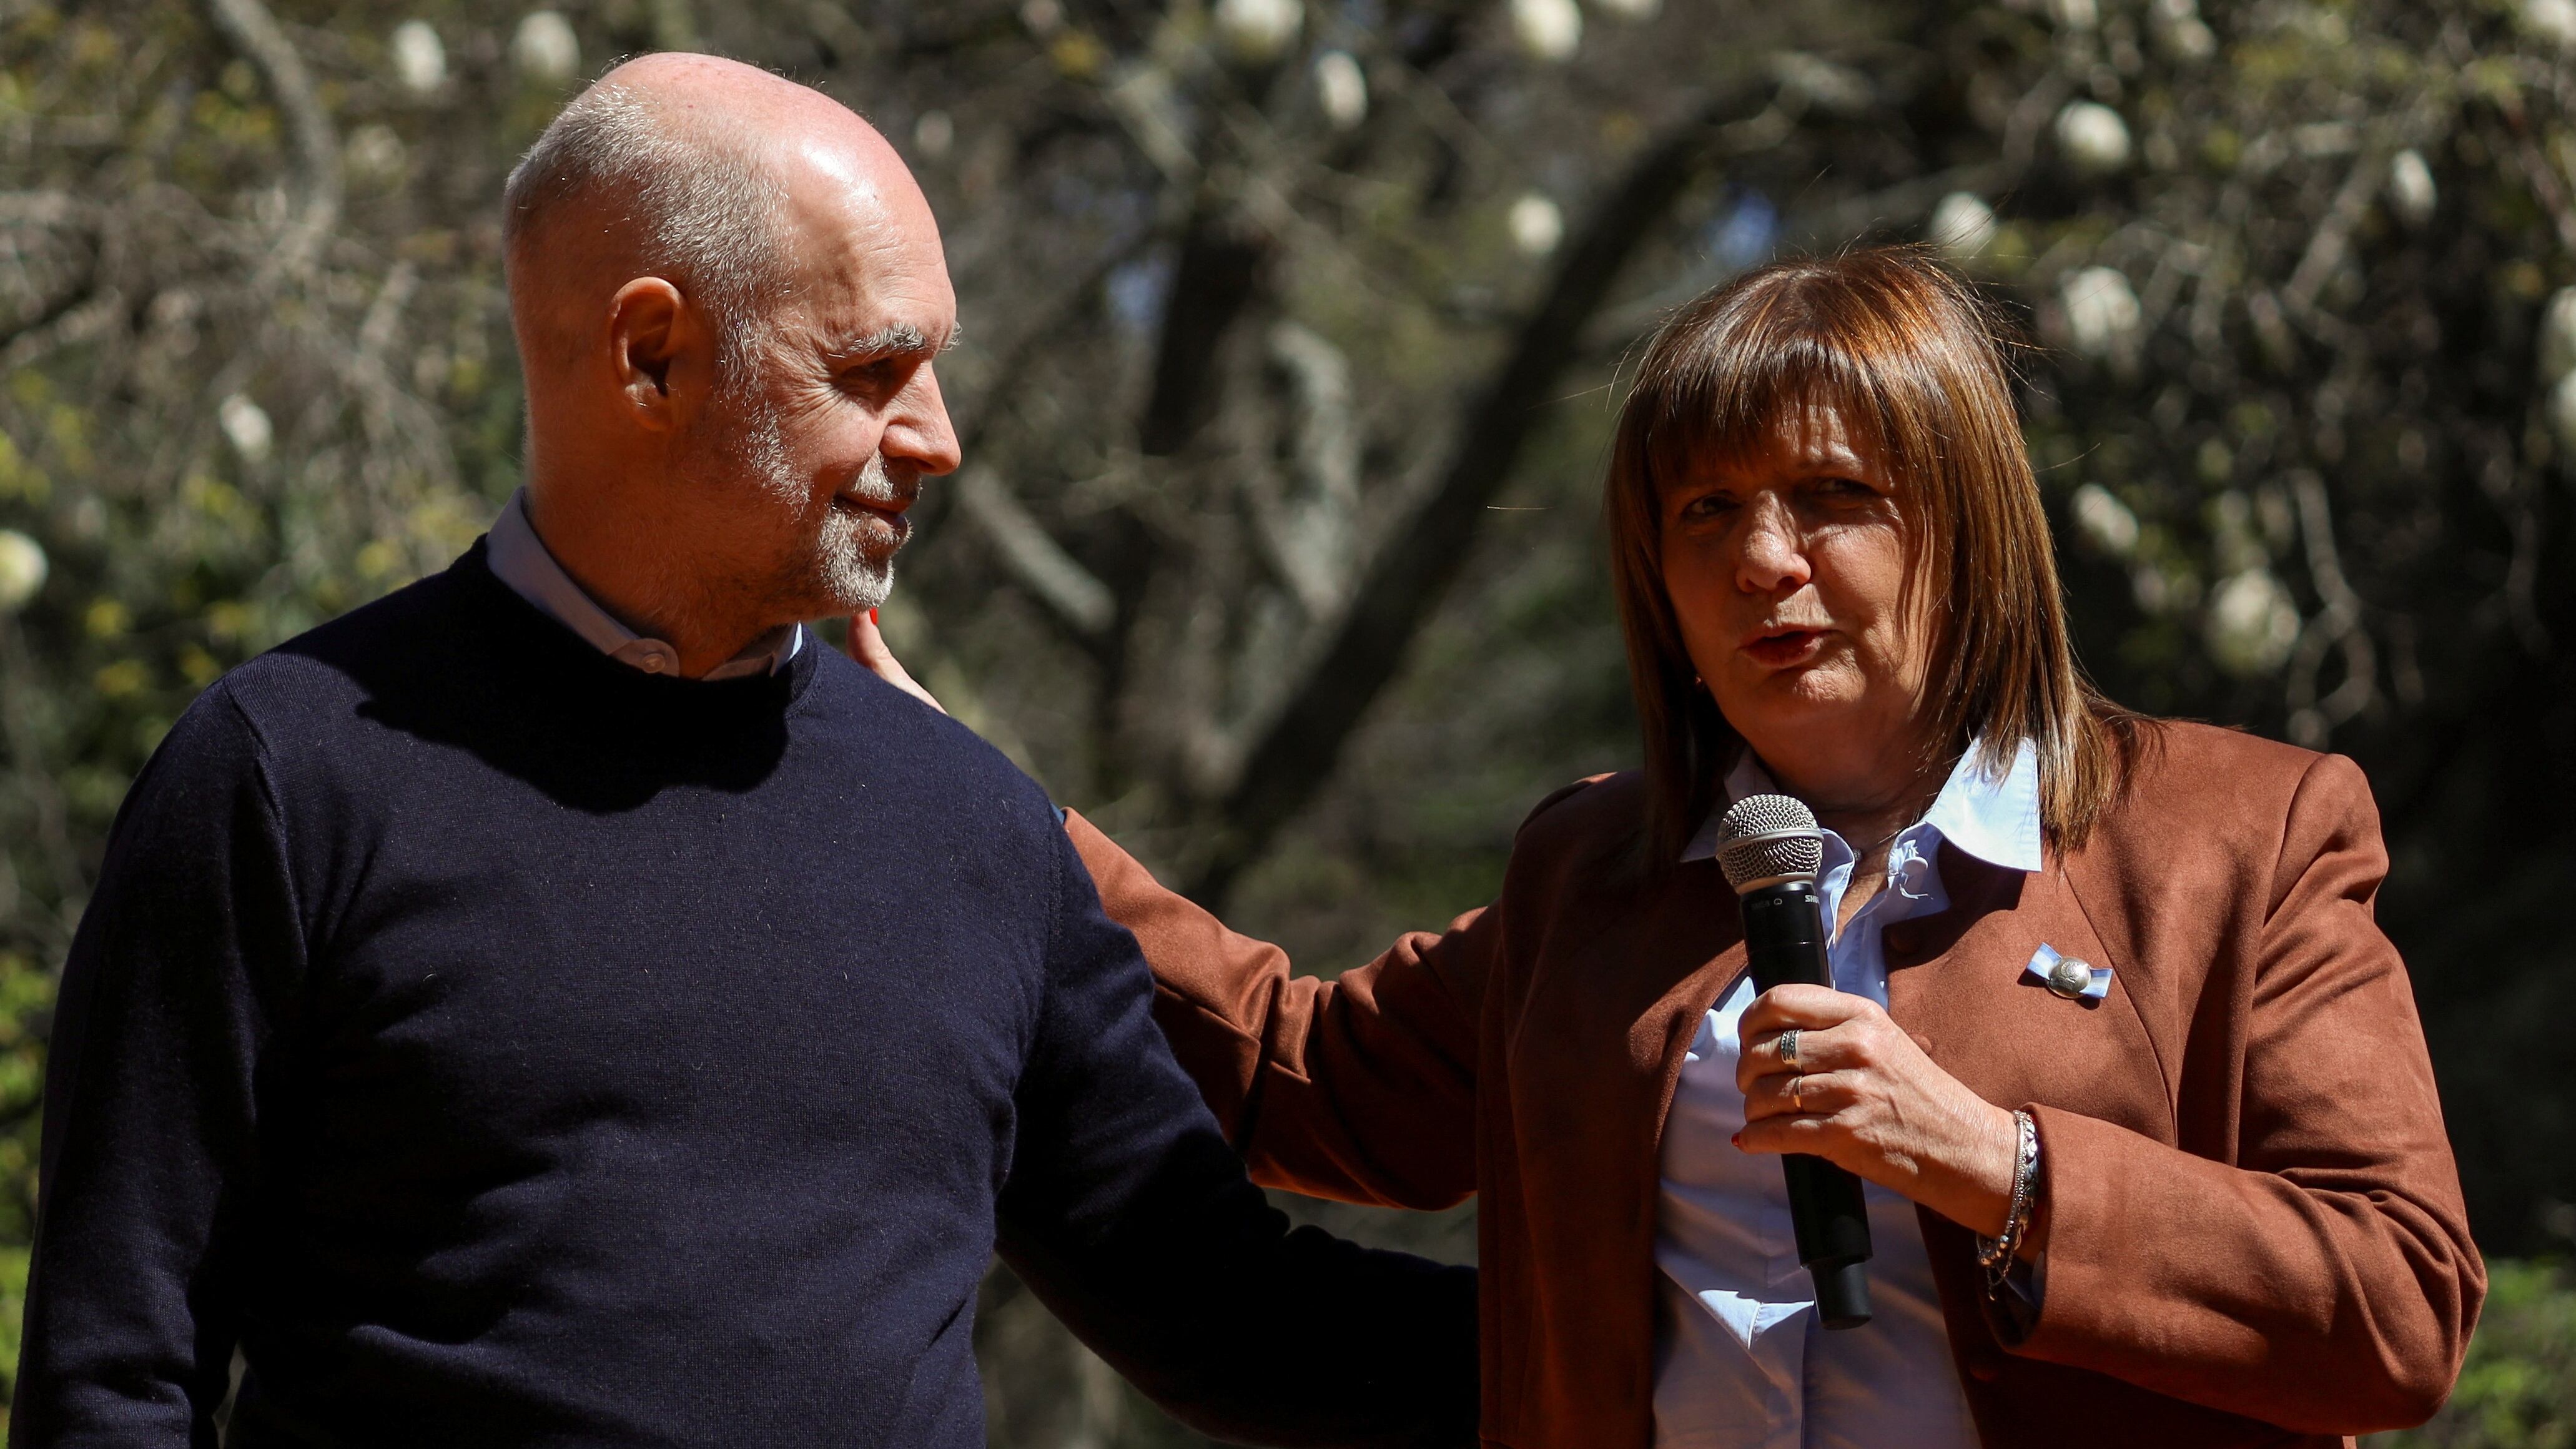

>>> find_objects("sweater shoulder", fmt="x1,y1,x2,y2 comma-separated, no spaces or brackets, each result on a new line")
122,672,273,821
213,560,479,730
800,649,1065,830
139,571,468,801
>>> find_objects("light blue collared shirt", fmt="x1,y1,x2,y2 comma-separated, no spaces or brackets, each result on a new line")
485,488,804,681
1653,742,2042,1449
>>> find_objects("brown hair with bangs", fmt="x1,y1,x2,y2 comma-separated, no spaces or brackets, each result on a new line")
1604,245,2133,866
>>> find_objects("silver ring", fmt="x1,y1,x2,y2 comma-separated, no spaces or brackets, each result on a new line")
1777,1028,1802,1072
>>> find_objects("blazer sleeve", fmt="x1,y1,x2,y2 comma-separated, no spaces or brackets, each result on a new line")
994,824,1476,1448
1065,809,1484,1210
2005,753,2484,1433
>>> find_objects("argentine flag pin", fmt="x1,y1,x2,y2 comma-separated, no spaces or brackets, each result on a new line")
2025,942,2111,1003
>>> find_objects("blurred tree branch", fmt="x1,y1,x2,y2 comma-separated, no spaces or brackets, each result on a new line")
1193,87,1763,900
202,0,340,280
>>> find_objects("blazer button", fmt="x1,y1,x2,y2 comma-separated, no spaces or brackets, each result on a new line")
1883,923,1920,956
1967,1355,2002,1383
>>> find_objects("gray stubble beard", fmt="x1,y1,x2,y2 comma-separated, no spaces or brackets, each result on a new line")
791,446,897,618
729,380,897,621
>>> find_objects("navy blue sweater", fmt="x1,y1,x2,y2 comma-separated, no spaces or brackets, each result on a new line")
15,545,1474,1448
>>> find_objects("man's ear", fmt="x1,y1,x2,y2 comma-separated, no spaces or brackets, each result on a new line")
604,277,709,433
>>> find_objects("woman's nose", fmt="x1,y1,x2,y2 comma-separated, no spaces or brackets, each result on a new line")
1734,495,1812,595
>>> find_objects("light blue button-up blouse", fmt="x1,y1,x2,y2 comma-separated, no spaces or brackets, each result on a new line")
1654,743,2041,1449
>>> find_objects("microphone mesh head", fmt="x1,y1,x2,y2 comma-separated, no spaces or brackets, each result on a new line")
1714,793,1824,893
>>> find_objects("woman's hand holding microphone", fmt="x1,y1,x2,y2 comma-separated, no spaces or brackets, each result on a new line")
1734,984,2036,1253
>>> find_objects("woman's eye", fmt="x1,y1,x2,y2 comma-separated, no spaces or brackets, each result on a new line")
1680,492,1737,518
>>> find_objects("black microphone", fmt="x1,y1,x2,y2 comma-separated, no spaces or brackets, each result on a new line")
1714,793,1873,1330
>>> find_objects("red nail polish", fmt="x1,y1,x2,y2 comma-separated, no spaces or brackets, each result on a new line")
867,608,879,624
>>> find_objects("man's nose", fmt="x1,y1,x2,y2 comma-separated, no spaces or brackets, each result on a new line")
1734,493,1812,596
885,363,962,478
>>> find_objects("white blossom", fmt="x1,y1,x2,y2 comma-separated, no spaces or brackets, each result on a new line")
2131,565,2169,615
2550,371,2576,457
219,394,272,462
2209,490,2269,575
2133,561,2201,616
2151,0,2216,61
2527,0,2576,49
1590,0,1661,19
510,11,580,85
2163,17,2217,59
0,530,44,615
2206,568,2301,676
2070,483,2139,558
2061,266,2141,360
1770,53,1872,116
1511,0,1583,63
2541,287,2576,384
2047,0,2098,31
1213,0,1302,65
1928,192,1996,261
1508,192,1564,257
390,20,446,94
913,111,954,159
2055,101,2131,176
1314,51,1367,131
2387,149,2436,228
345,123,407,183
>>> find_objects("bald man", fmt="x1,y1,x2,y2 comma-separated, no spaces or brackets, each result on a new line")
13,57,1474,1449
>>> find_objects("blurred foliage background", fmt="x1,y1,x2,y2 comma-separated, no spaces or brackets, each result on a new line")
5,0,2576,1442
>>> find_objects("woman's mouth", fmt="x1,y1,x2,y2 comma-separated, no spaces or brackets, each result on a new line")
1742,628,1827,668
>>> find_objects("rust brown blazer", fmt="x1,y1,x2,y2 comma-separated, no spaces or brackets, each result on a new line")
1067,721,2482,1449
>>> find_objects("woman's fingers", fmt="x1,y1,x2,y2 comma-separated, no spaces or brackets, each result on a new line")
1732,1110,1838,1158
1737,997,1887,1094
1739,1024,1838,1091
1739,1067,1860,1122
844,609,949,715
1730,993,2025,1234
1737,983,1871,1036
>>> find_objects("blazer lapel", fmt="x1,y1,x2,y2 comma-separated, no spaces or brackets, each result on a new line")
1883,849,2176,1140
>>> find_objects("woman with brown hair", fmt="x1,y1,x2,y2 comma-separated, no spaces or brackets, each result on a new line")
864,247,2483,1445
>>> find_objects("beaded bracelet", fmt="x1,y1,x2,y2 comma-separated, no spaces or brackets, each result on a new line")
1976,1109,2039,1289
